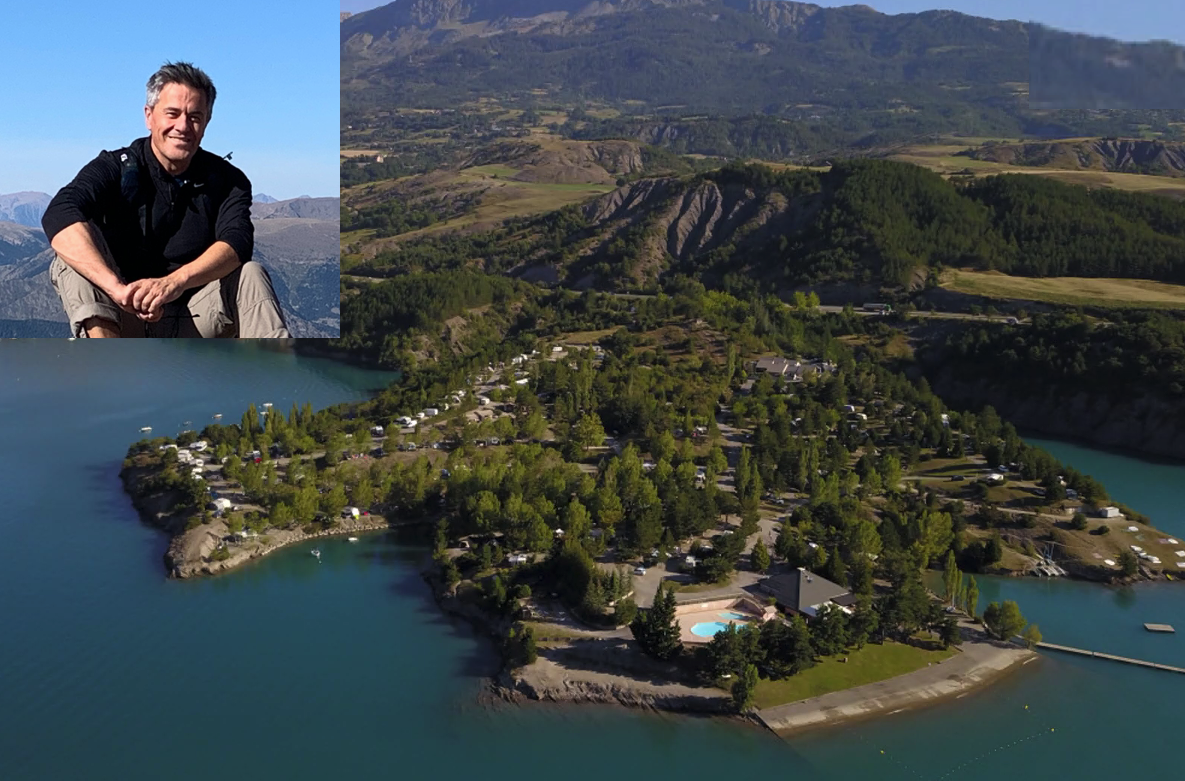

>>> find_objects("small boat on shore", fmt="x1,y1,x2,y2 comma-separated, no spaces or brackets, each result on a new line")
311,549,321,560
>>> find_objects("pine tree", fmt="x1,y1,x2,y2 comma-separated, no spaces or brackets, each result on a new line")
822,545,847,586
731,664,758,713
943,550,959,603
633,583,682,661
751,538,771,573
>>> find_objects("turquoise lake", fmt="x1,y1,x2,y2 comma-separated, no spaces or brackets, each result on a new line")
0,341,1181,780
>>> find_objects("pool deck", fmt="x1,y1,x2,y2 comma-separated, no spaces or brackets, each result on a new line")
676,607,758,643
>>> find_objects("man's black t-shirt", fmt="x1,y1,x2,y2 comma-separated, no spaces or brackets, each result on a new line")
41,137,253,282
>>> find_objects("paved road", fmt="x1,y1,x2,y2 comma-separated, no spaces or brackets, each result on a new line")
816,305,1025,325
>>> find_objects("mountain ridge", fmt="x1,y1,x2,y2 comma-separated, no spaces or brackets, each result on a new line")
960,138,1185,176
342,0,1185,150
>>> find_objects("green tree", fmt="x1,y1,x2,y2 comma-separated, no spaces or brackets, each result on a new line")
1070,512,1088,530
1118,549,1138,577
942,551,960,603
521,625,537,664
731,664,758,713
964,575,979,618
881,455,902,493
984,533,1003,566
705,623,746,679
614,596,638,627
939,615,962,648
569,411,606,454
631,582,682,661
352,476,375,509
321,483,347,515
270,502,293,529
751,538,771,573
982,600,1027,641
821,545,847,587
1021,623,1043,649
292,486,318,524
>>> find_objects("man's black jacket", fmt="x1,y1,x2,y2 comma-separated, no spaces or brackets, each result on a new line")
42,137,253,282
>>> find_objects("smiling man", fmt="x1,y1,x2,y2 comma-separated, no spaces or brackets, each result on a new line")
41,62,290,338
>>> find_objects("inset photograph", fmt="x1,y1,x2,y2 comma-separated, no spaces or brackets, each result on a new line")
0,1,339,338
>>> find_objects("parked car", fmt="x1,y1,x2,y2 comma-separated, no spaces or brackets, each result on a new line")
949,475,965,482
633,566,646,576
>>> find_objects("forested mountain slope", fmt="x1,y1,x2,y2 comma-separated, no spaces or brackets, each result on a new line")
353,160,1185,293
343,0,1185,155
921,311,1185,459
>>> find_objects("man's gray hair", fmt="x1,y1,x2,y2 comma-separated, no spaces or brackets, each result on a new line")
146,62,217,118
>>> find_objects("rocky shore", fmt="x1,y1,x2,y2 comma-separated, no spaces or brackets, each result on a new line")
421,565,735,717
119,461,394,578
422,563,1042,734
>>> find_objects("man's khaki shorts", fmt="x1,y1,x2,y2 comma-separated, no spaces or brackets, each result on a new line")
49,255,291,339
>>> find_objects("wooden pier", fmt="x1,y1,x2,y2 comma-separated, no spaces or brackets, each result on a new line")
1036,642,1185,674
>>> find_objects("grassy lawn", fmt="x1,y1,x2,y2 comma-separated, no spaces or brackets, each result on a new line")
910,457,981,478
524,621,586,644
942,269,1185,310
753,641,956,710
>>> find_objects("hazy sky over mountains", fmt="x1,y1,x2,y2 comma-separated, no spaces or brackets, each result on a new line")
338,0,1183,46
2,0,338,200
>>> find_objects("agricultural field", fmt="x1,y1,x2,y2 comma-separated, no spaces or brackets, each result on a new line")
883,140,1185,199
941,270,1185,310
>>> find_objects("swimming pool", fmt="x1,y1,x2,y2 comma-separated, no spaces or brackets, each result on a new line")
690,618,749,637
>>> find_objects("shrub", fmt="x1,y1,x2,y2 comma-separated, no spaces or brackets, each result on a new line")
1070,513,1088,531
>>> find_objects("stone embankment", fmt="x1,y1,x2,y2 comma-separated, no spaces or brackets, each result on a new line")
504,646,733,714
422,564,733,716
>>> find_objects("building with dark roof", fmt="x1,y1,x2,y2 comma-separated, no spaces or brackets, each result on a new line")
760,567,856,617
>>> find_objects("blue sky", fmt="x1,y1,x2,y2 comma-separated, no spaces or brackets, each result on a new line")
1,0,338,200
340,0,1184,45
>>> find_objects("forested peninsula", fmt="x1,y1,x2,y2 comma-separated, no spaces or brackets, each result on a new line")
123,281,1183,726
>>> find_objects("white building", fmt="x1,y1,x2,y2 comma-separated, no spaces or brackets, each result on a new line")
1099,506,1122,518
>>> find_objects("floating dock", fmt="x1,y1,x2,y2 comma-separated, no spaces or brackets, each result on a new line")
1037,642,1185,674
1144,623,1176,633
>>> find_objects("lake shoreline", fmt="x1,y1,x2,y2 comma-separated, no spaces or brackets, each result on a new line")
756,620,1037,736
420,561,1037,736
119,460,422,578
